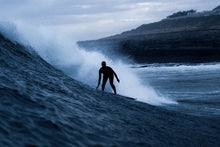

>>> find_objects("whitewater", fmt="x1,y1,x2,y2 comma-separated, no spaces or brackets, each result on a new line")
0,22,220,146
0,21,174,105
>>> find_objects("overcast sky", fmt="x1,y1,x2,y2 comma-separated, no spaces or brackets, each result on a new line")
0,0,219,40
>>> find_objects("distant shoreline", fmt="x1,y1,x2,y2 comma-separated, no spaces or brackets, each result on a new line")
78,6,220,64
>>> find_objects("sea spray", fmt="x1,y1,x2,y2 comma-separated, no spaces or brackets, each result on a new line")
0,21,175,105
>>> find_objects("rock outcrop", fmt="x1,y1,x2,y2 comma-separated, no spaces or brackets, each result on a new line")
78,6,220,63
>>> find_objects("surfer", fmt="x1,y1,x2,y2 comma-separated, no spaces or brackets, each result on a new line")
96,61,120,94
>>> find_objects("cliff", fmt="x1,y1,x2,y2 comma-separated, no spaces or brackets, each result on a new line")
77,6,220,63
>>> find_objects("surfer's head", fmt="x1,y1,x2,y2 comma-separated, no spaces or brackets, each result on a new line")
101,61,106,67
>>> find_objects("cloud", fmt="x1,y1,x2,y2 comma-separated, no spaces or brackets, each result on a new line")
0,0,219,40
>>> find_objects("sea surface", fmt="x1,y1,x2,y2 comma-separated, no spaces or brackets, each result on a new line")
134,63,220,117
0,32,220,146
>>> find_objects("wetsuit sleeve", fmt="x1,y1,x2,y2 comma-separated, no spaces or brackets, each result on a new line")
112,69,119,82
97,69,102,88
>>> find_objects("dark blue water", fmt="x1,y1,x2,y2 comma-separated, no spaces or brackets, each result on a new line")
0,33,220,146
135,63,220,116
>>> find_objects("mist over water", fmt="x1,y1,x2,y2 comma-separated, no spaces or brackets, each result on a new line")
0,21,175,105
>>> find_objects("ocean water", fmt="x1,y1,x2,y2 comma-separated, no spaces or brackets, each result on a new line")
134,63,220,116
0,32,220,146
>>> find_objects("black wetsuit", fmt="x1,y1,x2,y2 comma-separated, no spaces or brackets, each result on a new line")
98,66,118,94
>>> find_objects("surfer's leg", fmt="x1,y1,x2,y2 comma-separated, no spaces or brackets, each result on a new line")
109,74,117,94
102,76,108,91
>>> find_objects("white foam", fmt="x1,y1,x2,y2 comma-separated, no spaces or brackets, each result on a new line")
137,63,220,72
0,21,176,106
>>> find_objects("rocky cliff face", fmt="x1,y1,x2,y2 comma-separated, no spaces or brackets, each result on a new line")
78,7,220,63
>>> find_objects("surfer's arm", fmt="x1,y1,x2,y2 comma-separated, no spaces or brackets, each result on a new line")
113,70,120,83
96,70,102,89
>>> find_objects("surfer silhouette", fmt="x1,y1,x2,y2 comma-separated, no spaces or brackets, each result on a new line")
96,61,120,94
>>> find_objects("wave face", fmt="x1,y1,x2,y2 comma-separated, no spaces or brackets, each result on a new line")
0,33,220,146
